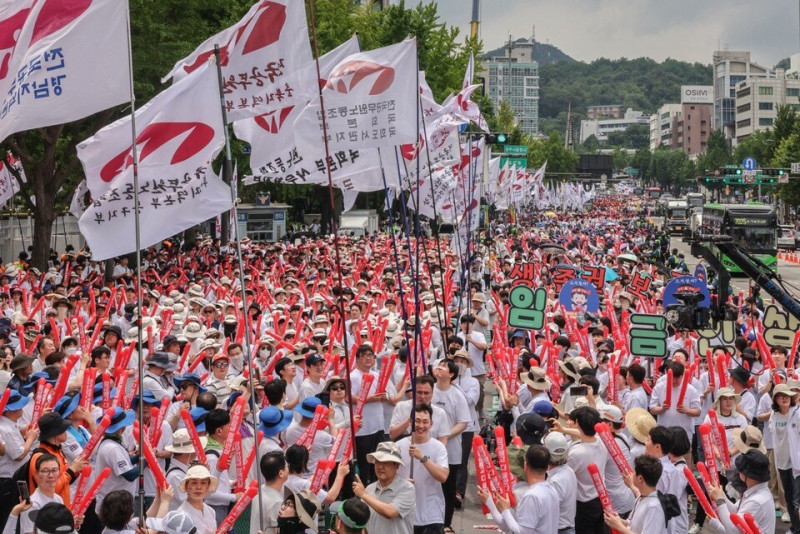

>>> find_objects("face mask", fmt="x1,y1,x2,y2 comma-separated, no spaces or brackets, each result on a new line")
65,347,78,355
448,347,458,356
456,363,468,376
277,517,305,534
259,348,270,358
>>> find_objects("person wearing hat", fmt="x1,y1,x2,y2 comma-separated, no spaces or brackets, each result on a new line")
625,407,656,459
352,441,415,534
543,432,578,533
258,406,293,453
204,353,232,405
729,366,757,422
165,429,208,511
597,405,635,519
277,488,322,534
168,373,206,429
330,497,371,534
8,500,75,534
478,444,560,534
708,449,775,534
704,388,747,460
94,407,138,515
0,390,38,526
395,404,449,532
177,465,218,534
26,413,86,507
53,392,93,464
7,353,36,394
143,352,177,401
768,382,800,532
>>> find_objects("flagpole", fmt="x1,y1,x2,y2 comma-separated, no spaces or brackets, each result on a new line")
211,44,265,529
122,1,147,525
306,0,358,473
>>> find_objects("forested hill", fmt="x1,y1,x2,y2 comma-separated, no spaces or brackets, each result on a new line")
539,57,712,119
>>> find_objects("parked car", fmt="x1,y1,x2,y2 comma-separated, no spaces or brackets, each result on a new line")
778,225,796,251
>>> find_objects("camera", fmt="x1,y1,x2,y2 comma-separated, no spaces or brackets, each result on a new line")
665,291,710,331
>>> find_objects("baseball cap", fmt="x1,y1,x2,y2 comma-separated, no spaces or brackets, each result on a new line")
543,432,569,460
29,503,76,534
516,413,546,445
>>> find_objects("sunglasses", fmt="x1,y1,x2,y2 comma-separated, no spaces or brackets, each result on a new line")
329,385,346,392
214,362,229,368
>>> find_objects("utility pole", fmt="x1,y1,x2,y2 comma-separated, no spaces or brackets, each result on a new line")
564,100,573,150
470,0,480,40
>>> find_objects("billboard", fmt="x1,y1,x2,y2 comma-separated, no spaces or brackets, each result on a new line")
681,85,713,104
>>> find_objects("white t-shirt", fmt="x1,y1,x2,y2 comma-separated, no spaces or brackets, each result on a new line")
178,500,217,534
285,420,333,476
567,438,608,502
515,481,560,534
771,411,792,470
457,331,486,375
390,399,450,441
20,490,63,534
547,464,577,530
649,380,700,436
432,384,471,464
94,437,136,513
396,436,449,526
351,368,385,436
628,493,668,534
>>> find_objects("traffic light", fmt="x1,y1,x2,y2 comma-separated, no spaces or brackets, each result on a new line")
482,132,508,144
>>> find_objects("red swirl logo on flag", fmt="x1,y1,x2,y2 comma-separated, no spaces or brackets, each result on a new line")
253,106,294,134
181,1,287,75
326,60,395,95
100,122,216,183
400,135,425,161
0,0,92,80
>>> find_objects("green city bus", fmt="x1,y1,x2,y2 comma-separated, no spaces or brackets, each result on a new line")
700,203,778,273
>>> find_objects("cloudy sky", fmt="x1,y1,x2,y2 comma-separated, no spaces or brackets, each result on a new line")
405,0,800,66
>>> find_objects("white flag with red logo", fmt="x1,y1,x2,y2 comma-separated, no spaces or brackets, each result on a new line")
69,178,89,218
78,62,225,197
0,0,130,144
77,63,232,260
409,165,457,219
233,36,384,186
293,38,418,153
163,0,313,123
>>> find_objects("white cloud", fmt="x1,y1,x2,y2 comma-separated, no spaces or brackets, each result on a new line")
404,0,798,65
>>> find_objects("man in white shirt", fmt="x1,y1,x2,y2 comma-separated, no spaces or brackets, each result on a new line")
480,444,560,534
730,366,757,422
20,454,64,534
353,441,416,534
457,314,487,418
396,404,449,533
250,450,288,533
94,408,138,513
298,353,326,402
351,344,388,486
566,406,609,534
544,432,578,533
604,455,668,534
708,450,775,534
645,426,683,534
432,359,471,528
649,361,700,437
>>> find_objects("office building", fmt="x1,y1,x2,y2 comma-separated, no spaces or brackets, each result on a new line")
712,50,773,139
484,37,540,135
579,108,650,144
586,105,623,120
734,69,800,141
650,103,682,150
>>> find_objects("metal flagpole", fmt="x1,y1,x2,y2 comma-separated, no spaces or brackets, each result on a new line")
122,1,147,524
212,44,265,529
306,0,359,472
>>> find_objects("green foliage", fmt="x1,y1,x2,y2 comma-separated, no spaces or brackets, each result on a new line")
695,130,733,176
489,100,524,145
606,124,650,149
582,135,600,152
527,131,578,173
538,57,712,134
648,147,694,195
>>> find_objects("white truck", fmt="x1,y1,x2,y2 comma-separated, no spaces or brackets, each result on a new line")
338,209,380,237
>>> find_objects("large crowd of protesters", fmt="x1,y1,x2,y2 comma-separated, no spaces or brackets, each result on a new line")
0,193,796,534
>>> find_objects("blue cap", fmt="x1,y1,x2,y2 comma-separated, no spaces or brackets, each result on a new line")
173,373,207,394
3,390,30,413
258,406,293,438
190,406,209,433
54,392,81,419
102,407,135,434
532,400,556,418
130,390,159,410
295,396,321,419
92,383,117,404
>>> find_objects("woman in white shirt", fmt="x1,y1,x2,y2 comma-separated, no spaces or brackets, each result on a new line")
769,383,800,534
177,465,218,534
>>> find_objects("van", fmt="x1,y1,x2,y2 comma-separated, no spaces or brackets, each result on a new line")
778,225,796,251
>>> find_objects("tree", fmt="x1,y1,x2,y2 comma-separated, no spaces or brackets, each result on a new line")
694,130,732,176
649,148,693,195
527,131,578,173
582,135,600,152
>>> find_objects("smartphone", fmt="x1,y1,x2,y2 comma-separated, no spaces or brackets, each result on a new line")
17,481,30,504
570,386,589,396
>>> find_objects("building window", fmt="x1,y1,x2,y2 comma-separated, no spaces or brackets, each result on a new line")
758,102,773,111
759,117,774,126
737,103,751,113
737,87,751,98
758,86,774,96
737,119,751,128
788,88,800,97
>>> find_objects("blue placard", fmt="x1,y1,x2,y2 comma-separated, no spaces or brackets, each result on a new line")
742,157,757,171
274,211,285,221
663,275,711,308
558,278,600,314
694,264,707,283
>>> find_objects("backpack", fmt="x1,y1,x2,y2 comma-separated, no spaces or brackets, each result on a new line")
657,490,681,526
9,447,46,503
